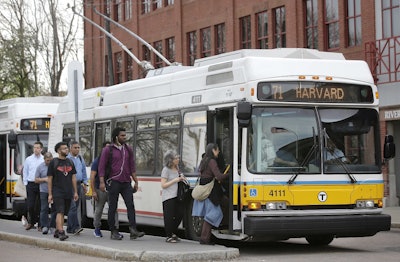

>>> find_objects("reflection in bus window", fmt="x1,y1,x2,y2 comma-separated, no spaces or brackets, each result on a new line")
136,117,155,174
181,111,207,174
14,134,48,174
321,108,380,173
247,107,320,173
157,114,180,174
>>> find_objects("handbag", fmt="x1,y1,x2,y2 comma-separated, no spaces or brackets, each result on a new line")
14,175,26,198
191,178,214,201
177,180,190,202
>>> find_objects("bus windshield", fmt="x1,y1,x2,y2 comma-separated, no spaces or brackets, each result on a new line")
14,134,48,175
247,107,380,174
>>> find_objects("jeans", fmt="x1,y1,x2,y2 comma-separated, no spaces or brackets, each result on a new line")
93,188,118,229
39,192,56,228
107,180,137,231
67,183,82,232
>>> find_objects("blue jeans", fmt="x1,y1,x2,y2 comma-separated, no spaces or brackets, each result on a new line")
67,183,81,232
40,192,56,228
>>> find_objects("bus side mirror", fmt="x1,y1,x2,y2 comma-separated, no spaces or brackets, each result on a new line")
8,130,17,149
237,101,252,128
383,135,395,160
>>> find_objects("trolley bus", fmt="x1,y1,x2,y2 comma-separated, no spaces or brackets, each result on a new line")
48,48,395,245
0,96,61,217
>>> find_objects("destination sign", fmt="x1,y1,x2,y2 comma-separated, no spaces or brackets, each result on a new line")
20,118,51,130
257,81,373,103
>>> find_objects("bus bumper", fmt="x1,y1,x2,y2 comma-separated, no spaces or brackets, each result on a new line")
243,214,391,239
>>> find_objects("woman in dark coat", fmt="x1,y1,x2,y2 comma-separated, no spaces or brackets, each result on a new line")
192,143,227,245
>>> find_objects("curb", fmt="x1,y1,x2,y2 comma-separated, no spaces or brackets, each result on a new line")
391,223,400,229
0,231,239,261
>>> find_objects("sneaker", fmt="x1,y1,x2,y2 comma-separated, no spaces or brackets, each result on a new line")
42,227,49,235
49,228,55,234
115,229,123,238
129,227,145,240
59,230,69,241
37,226,42,232
166,236,177,243
172,234,181,242
93,228,103,238
110,230,123,240
73,228,84,235
53,229,59,238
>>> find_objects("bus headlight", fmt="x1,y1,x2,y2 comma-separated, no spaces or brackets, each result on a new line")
266,202,287,210
356,200,375,208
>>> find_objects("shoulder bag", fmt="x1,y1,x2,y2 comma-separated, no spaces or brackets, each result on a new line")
191,177,214,201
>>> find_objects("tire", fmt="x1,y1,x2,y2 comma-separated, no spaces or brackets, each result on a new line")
305,235,334,246
184,198,203,240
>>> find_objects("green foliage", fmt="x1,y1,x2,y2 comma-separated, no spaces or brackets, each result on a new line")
0,35,38,99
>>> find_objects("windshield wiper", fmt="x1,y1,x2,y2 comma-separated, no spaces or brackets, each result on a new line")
324,132,357,184
288,127,317,184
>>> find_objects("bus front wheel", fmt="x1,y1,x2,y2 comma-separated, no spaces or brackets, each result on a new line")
305,235,334,246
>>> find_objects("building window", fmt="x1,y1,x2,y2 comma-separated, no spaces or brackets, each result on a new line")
126,49,133,81
125,0,132,20
165,0,174,6
153,0,162,10
257,11,268,49
166,37,175,63
142,0,151,14
215,23,226,54
346,0,362,46
240,15,251,48
154,41,163,68
114,52,123,84
201,27,211,58
187,31,197,65
273,6,286,48
305,0,318,49
114,0,123,21
325,0,339,49
382,0,400,38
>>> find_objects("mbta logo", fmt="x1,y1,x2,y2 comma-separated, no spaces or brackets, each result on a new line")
318,191,328,202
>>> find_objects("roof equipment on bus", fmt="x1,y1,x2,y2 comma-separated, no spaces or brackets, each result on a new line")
70,5,154,74
93,7,179,67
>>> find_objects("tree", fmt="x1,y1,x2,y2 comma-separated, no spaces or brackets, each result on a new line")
0,0,81,99
0,0,37,98
37,0,81,96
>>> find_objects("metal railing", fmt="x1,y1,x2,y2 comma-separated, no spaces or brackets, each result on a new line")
365,36,400,84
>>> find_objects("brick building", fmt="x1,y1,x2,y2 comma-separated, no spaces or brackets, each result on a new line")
83,0,400,205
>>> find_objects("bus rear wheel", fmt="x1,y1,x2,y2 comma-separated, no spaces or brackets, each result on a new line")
305,235,334,246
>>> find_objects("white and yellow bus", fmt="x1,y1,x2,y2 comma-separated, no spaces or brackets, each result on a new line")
0,96,61,217
49,48,395,245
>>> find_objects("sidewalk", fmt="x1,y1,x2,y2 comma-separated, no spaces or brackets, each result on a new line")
0,219,239,261
383,206,400,228
1,207,398,261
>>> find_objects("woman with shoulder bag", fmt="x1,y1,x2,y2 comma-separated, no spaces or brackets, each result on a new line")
192,143,228,245
161,150,187,243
